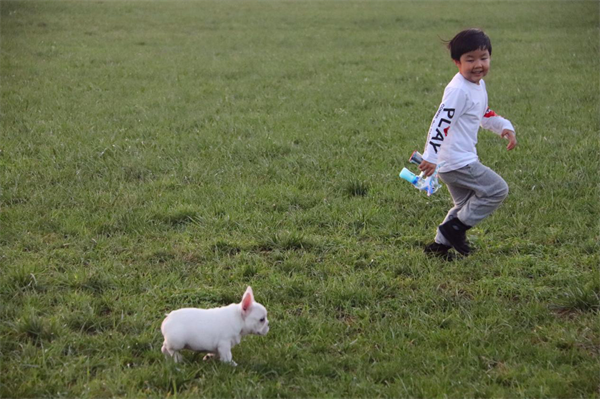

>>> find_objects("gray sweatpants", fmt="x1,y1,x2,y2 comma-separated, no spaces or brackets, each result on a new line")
435,162,509,246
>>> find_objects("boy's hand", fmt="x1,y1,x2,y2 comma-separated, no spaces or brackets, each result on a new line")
501,129,517,150
419,160,437,177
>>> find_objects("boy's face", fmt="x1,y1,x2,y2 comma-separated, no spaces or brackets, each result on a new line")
454,48,490,84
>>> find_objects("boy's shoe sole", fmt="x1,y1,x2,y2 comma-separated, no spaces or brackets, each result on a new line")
423,242,455,261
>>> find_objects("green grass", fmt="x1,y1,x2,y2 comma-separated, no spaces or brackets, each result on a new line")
1,0,599,397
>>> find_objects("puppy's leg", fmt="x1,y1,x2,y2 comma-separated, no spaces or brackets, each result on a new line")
203,353,216,361
217,343,237,367
172,351,183,363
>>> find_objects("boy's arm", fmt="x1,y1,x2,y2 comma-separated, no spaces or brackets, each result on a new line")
480,107,514,134
480,108,517,150
421,87,467,166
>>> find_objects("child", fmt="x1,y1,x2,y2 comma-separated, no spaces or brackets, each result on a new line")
420,28,517,259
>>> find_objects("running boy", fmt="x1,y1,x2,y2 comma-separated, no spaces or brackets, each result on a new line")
420,29,517,258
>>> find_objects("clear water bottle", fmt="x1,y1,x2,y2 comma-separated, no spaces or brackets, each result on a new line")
399,151,443,196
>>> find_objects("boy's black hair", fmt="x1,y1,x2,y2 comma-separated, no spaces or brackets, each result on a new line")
446,29,492,61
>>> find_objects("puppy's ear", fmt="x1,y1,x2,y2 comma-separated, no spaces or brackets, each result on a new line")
241,286,254,313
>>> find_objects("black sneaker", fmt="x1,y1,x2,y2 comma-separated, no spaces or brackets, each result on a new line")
424,242,455,261
438,218,472,256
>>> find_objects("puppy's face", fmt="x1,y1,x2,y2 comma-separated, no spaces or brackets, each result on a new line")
244,302,269,335
240,287,270,336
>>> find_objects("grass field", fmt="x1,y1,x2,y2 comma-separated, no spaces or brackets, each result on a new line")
1,0,599,397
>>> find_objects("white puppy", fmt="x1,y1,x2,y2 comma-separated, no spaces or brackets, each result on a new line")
160,286,269,366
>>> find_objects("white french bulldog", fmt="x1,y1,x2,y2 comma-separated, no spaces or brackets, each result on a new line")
160,286,269,366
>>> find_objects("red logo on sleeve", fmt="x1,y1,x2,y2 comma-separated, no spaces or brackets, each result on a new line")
484,108,497,118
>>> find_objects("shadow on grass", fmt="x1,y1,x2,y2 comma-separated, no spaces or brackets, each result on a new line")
550,282,600,315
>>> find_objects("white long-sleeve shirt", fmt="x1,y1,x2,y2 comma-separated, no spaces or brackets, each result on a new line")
422,73,514,173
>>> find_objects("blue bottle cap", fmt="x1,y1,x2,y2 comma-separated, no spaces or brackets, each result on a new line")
399,168,418,185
